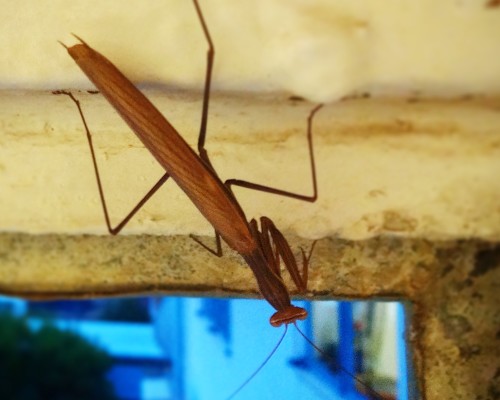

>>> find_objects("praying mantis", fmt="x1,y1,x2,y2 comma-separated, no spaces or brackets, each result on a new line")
55,0,384,398
55,0,320,330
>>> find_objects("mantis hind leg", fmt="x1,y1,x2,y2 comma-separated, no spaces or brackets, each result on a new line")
192,0,215,172
188,0,224,256
53,90,171,235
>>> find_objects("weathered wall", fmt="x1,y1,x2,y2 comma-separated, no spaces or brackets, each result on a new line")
1,1,500,399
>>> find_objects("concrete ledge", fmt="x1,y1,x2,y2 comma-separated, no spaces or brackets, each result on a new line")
410,243,499,400
0,233,472,299
1,91,499,240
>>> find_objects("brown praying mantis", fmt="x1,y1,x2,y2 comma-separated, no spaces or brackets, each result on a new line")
54,0,385,398
56,2,320,329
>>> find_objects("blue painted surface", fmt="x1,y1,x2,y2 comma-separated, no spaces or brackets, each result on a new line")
172,298,371,400
0,296,409,400
397,303,409,400
148,297,184,399
338,302,356,396
107,365,142,400
198,298,231,356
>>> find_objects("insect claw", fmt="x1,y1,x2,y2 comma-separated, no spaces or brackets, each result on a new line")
57,40,68,50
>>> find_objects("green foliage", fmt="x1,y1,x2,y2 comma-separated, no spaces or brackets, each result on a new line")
0,313,117,400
